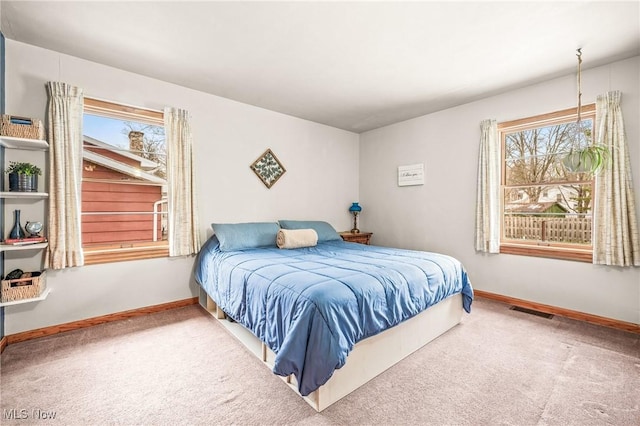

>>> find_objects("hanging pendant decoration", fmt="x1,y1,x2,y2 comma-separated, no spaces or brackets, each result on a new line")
561,48,610,176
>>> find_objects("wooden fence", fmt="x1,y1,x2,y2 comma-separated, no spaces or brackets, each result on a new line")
504,215,592,244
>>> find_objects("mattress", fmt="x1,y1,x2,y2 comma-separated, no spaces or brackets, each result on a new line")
195,236,473,395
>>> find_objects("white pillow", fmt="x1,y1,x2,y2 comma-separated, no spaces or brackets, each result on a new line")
276,228,318,249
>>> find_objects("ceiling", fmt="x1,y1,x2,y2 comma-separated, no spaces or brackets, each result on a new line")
1,1,639,133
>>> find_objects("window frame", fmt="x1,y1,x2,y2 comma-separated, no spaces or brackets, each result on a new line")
82,97,168,265
498,104,596,263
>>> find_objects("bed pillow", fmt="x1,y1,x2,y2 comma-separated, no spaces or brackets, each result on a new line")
211,222,280,251
278,220,342,242
276,228,318,249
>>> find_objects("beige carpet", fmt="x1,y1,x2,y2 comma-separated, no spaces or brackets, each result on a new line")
1,298,638,425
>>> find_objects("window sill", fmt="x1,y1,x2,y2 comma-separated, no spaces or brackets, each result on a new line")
500,244,593,263
83,243,169,265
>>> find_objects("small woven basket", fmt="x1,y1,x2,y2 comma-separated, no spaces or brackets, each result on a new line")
0,115,44,140
1,271,46,302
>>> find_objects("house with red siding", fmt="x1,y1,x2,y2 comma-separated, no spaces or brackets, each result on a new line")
82,134,167,247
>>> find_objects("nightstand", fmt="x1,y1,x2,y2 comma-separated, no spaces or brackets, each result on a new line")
340,232,373,245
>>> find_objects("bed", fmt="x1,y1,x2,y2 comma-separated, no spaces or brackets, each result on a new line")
195,221,473,411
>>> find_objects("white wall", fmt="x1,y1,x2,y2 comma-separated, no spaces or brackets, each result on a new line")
360,56,640,325
4,38,637,333
4,40,359,334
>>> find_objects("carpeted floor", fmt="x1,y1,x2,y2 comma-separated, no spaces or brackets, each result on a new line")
1,297,638,425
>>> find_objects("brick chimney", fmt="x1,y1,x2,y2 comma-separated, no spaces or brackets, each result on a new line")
128,131,144,154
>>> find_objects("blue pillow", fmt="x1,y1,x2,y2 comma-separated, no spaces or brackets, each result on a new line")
211,222,280,251
278,220,342,242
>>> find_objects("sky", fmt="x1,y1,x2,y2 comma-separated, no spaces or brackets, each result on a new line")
83,114,164,150
83,114,132,148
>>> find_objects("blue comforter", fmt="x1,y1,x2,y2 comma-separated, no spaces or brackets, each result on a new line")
195,237,473,396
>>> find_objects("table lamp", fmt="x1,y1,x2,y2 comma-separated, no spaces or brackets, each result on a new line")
349,202,362,233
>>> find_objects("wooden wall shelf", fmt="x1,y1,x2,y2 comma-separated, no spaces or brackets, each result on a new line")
0,191,48,199
0,242,48,252
0,136,49,151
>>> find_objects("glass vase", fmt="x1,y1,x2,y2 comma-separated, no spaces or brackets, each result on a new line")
9,209,26,240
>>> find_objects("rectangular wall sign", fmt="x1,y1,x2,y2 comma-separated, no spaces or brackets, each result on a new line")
398,163,424,186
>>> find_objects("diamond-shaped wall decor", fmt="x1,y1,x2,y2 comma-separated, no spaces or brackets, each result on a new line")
250,148,286,188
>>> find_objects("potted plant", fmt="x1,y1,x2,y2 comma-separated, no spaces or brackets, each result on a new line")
561,145,610,177
6,161,42,192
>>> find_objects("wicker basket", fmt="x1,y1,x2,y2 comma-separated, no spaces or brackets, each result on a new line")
1,270,46,302
0,115,45,140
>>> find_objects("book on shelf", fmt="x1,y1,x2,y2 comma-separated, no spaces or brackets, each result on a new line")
3,236,47,245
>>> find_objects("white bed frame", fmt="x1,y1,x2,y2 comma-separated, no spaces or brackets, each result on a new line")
199,289,463,412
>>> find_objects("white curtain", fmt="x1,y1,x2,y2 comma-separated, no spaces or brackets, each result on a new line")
593,91,640,266
164,107,201,256
45,82,84,269
475,119,500,253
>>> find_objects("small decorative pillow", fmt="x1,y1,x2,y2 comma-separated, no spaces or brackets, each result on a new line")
276,228,318,249
278,220,342,242
211,222,280,251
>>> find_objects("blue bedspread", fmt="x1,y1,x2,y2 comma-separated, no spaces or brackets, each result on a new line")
195,237,473,396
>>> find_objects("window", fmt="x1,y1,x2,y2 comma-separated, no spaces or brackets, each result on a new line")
82,98,168,264
499,105,595,262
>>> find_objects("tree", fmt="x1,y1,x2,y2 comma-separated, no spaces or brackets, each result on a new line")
504,121,589,202
121,122,166,179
